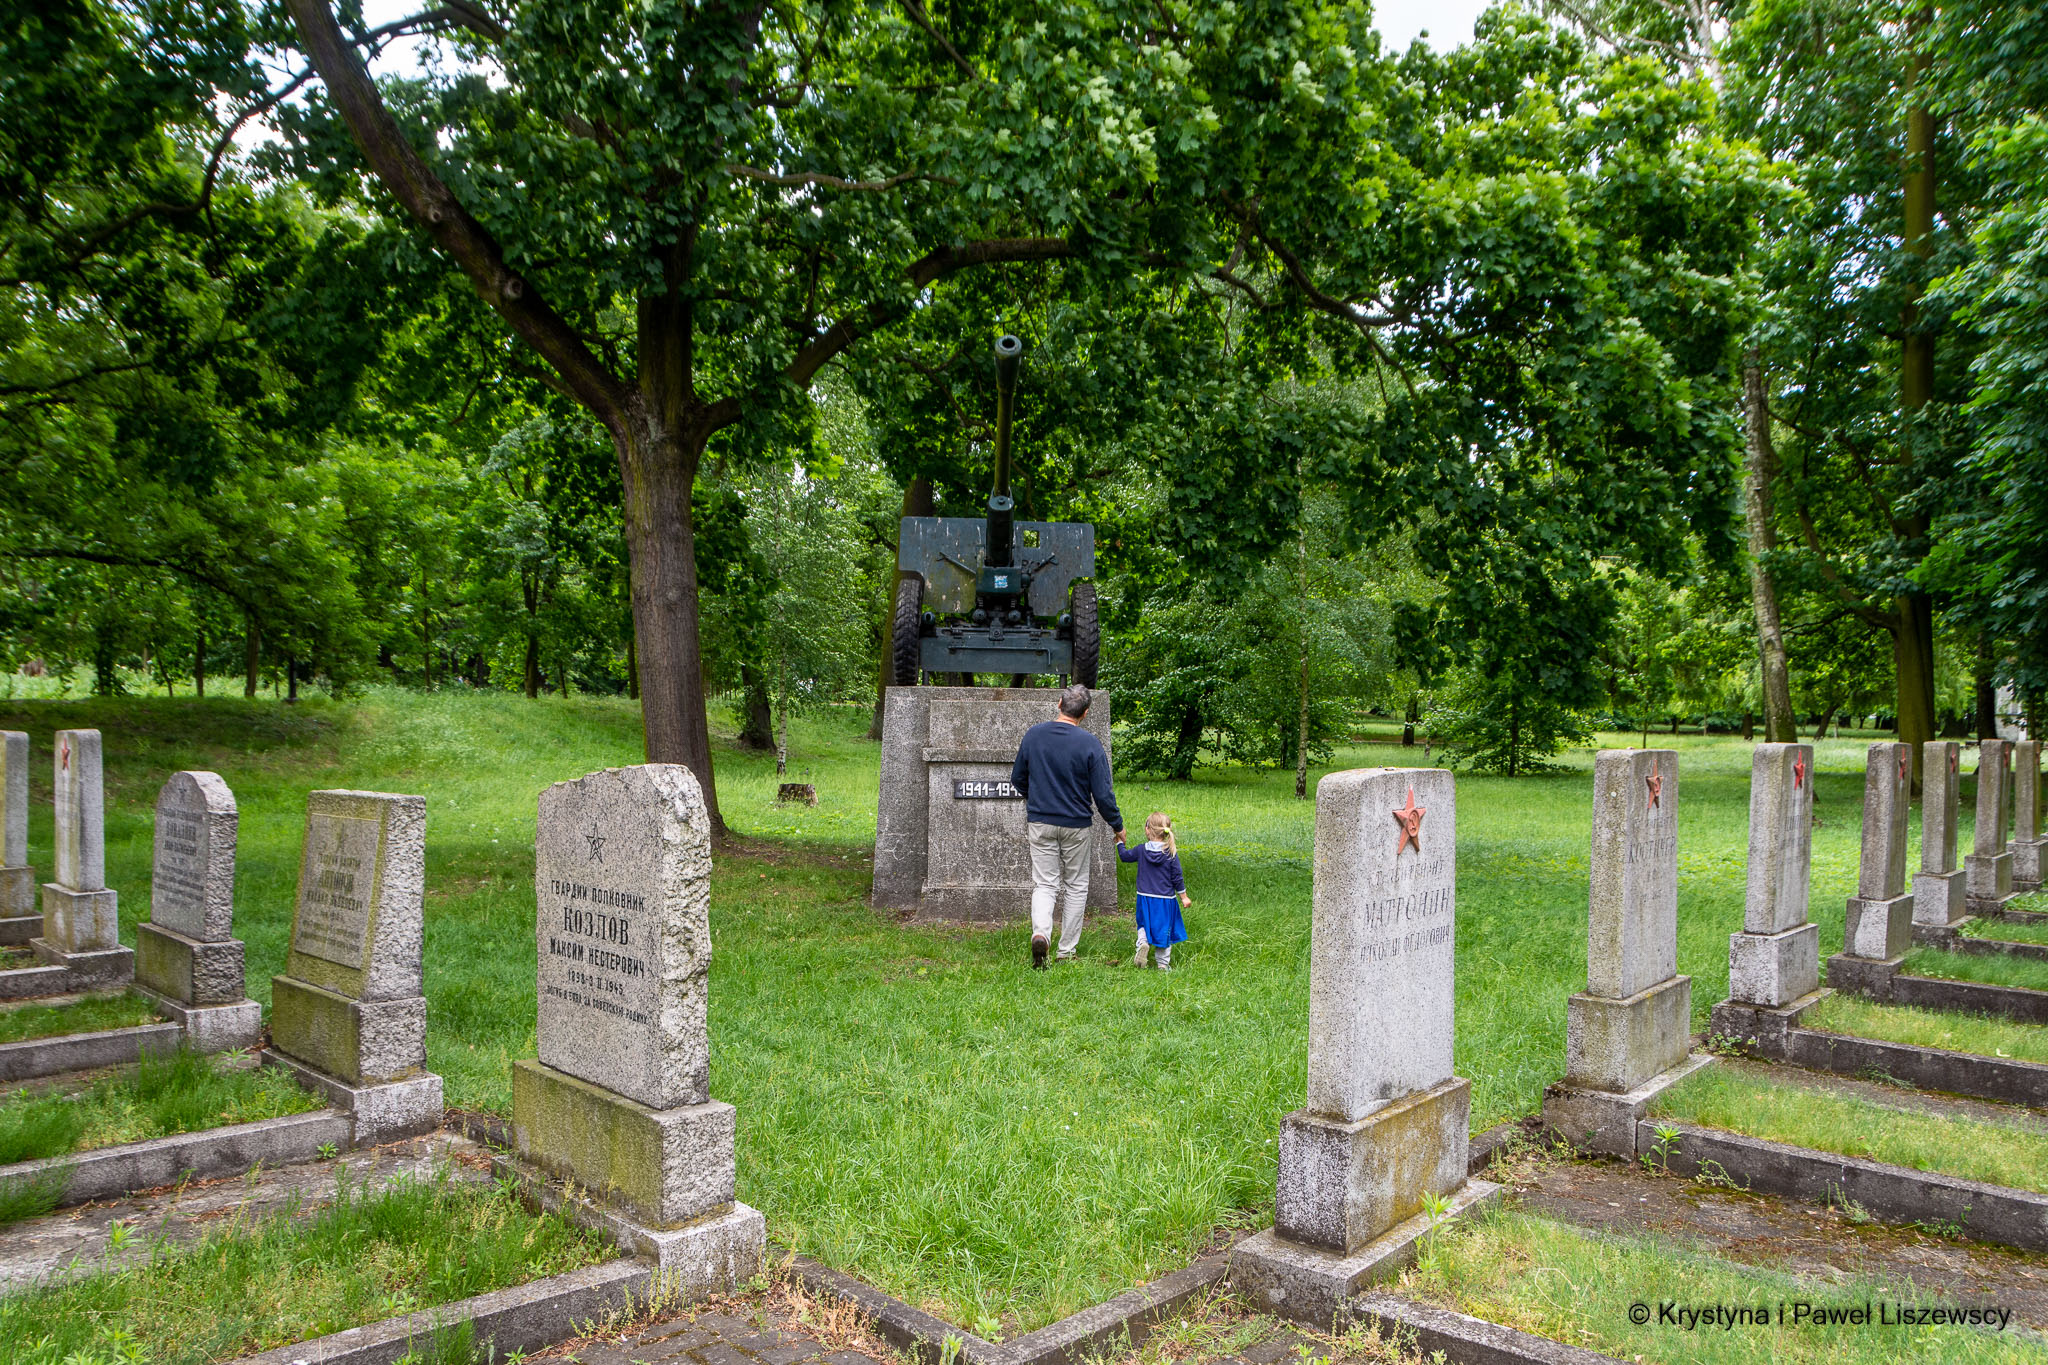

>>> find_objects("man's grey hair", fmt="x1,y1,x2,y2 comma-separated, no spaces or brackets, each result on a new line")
1058,684,1092,719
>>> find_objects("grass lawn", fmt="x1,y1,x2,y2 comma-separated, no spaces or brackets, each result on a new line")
1962,918,2048,947
0,688,1919,1330
0,992,160,1046
0,1167,611,1365
1806,994,2048,1067
1648,1065,2048,1194
1904,948,2048,993
0,1049,320,1166
1407,1205,2042,1364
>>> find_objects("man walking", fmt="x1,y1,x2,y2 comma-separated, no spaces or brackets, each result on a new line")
1010,684,1124,969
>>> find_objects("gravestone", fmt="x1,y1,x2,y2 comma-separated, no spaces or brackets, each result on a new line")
1913,741,1967,929
1542,751,1710,1155
1835,743,1915,963
2015,740,2043,893
1230,768,1497,1327
1724,743,1818,1008
0,732,34,940
1966,740,2015,913
873,687,1116,919
510,764,765,1286
134,772,260,1052
32,729,132,985
263,790,441,1143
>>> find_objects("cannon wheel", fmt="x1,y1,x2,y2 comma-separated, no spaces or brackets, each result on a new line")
891,577,923,686
1069,581,1099,687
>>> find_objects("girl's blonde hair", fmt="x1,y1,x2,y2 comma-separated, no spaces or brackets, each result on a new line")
1145,811,1177,855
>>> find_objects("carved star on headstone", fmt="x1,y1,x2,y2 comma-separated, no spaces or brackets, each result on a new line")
585,827,606,864
59,737,69,771
1951,748,1959,774
1794,756,1807,789
1646,764,1663,808
1899,751,1910,783
1392,786,1426,854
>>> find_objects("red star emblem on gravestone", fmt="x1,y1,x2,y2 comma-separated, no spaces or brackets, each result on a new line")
1793,756,1806,789
1900,751,1910,783
1646,764,1663,808
59,737,69,771
1392,786,1426,854
1951,749,1960,774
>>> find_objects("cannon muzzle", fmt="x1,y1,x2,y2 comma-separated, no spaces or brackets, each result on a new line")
986,334,1022,567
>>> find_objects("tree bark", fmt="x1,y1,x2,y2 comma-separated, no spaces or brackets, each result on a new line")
286,657,299,704
775,659,789,778
627,630,640,701
1295,528,1311,799
870,478,933,739
194,628,205,698
1742,355,1797,743
522,578,541,698
1402,694,1417,746
244,619,259,699
1895,23,1938,784
1894,592,1938,763
1976,628,1998,739
738,662,774,750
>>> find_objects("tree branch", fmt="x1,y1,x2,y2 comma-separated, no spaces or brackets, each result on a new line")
283,0,630,437
899,0,982,81
724,164,952,192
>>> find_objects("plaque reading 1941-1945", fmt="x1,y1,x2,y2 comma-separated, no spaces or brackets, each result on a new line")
953,779,1021,800
291,810,382,968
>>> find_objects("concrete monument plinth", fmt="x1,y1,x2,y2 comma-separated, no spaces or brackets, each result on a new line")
508,764,764,1290
0,731,34,940
1230,768,1497,1327
2016,741,2042,893
264,790,441,1144
24,731,132,988
1966,740,2016,915
1913,742,1971,943
1723,744,1818,1007
135,771,261,1052
873,686,1117,919
1828,743,1915,977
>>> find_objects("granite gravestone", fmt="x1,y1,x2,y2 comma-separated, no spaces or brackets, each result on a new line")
873,687,1117,919
1966,740,2015,913
33,728,132,984
135,772,260,1051
1838,743,1915,962
264,790,441,1143
1914,741,1967,928
1725,743,1818,1008
2015,740,2043,893
1542,751,1710,1154
1231,769,1496,1327
0,732,33,935
511,765,765,1285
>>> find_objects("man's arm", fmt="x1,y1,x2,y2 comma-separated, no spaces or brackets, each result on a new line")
1009,728,1031,797
1090,741,1124,837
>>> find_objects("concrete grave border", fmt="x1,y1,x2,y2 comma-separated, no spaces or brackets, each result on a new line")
0,1109,349,1210
0,913,39,946
1639,1118,2048,1253
1824,954,2048,1024
1711,990,2048,1110
0,1019,182,1084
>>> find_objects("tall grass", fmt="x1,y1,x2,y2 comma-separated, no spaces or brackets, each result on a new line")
0,992,160,1046
1806,995,2048,1067
1904,948,2048,993
0,1049,319,1165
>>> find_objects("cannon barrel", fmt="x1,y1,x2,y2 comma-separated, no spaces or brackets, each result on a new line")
986,334,1022,567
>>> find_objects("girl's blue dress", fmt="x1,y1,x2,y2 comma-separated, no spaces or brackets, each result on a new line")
1119,840,1188,947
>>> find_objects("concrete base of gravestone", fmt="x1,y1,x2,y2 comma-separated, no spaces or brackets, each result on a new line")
135,922,245,1006
1710,989,1828,1052
490,1150,766,1288
0,865,35,917
1822,953,1899,1001
0,914,38,946
1543,1051,1714,1158
873,687,1117,920
1563,975,1691,1094
40,884,118,953
262,1047,443,1145
1913,870,1968,927
269,974,426,1085
1230,1179,1500,1330
28,938,133,989
511,1059,735,1228
1967,852,2015,912
1844,893,1914,961
2017,841,2044,893
1274,1078,1470,1256
135,987,261,1053
1727,923,1819,1007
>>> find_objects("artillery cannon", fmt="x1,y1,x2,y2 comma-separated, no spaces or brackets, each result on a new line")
890,335,1099,687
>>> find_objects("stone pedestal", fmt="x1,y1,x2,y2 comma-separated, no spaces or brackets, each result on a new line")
1725,745,1818,1007
1913,869,1968,928
1729,921,1819,1006
1709,990,1828,1051
2018,841,2045,894
513,1060,737,1228
138,771,259,1051
1843,893,1914,961
1275,1079,1471,1254
267,789,441,1144
1967,851,2015,914
135,921,261,1053
873,687,1117,919
33,883,132,985
1545,1052,1715,1158
1564,975,1693,1094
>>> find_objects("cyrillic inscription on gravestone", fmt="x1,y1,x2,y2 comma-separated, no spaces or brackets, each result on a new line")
150,771,237,942
536,765,711,1111
291,811,382,968
953,779,1021,799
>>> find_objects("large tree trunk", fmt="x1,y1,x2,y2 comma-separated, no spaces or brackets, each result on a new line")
522,579,541,698
627,631,640,701
1896,30,1937,785
869,477,933,739
1894,592,1938,764
194,628,206,698
244,620,259,698
618,408,725,837
1976,628,1999,739
737,664,774,750
1295,528,1311,799
1742,354,1797,743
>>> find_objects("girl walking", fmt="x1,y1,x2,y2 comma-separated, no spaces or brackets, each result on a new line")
1118,811,1191,970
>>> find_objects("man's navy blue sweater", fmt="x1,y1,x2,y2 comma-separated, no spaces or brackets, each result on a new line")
1010,719,1123,831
